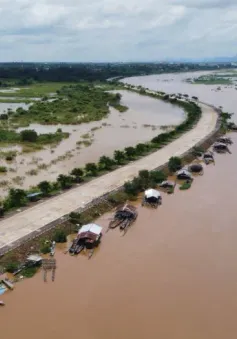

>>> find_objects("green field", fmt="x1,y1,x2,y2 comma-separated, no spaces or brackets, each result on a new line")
0,82,73,98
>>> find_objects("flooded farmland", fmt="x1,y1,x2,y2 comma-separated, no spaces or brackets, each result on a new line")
2,71,237,339
0,90,184,195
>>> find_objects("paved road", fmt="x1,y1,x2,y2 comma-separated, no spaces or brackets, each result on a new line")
0,103,218,252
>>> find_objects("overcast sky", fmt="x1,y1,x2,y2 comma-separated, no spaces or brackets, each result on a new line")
0,0,237,62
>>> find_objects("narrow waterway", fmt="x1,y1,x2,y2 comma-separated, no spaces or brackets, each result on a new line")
1,72,237,339
0,90,184,195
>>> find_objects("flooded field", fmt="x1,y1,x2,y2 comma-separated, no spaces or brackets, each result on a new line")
1,133,237,339
0,90,184,195
0,101,29,114
2,72,237,339
122,70,237,121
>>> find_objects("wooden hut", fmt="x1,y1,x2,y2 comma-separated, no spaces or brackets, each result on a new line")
108,203,137,234
69,224,102,255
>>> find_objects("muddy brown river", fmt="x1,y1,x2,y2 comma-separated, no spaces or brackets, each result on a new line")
1,72,237,338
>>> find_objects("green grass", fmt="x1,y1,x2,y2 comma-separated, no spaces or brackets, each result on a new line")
0,82,74,98
4,83,122,127
179,181,192,190
192,76,232,85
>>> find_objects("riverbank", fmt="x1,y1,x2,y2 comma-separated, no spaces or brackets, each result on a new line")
0,102,218,255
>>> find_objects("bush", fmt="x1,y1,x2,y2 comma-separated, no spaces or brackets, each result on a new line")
0,166,7,173
149,170,167,183
5,155,13,162
168,156,182,173
179,181,192,190
5,261,19,273
20,129,38,142
21,266,38,278
38,181,51,196
108,191,129,204
3,188,27,210
57,174,73,189
40,243,51,254
53,229,67,243
85,163,98,176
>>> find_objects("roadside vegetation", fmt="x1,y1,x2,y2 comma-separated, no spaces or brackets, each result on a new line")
0,86,204,216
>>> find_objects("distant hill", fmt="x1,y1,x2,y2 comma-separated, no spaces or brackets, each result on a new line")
162,55,237,64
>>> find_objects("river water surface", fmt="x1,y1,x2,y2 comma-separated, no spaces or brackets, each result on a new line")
1,72,237,339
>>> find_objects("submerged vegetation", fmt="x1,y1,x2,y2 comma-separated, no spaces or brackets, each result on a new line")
3,83,125,127
189,74,233,85
0,85,203,215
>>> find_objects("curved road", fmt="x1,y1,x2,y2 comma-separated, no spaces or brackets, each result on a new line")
0,103,218,253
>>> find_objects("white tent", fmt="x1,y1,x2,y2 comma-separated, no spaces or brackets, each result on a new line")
177,169,192,178
78,223,102,235
144,189,161,199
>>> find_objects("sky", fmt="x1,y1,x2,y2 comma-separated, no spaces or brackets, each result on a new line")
0,0,237,62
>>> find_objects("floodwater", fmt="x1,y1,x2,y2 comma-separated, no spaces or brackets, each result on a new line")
0,90,184,195
2,72,237,338
122,70,237,122
0,101,29,114
1,134,237,339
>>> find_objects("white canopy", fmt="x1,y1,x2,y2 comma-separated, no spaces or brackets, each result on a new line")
145,189,161,199
78,223,102,235
177,169,192,177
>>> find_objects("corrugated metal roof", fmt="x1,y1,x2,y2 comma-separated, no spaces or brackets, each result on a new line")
145,189,161,199
78,224,102,236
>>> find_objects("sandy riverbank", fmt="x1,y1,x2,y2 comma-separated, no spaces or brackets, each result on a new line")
0,102,218,252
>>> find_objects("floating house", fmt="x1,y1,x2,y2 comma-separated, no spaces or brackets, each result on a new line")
142,189,162,207
176,169,193,180
69,224,102,255
203,152,214,164
217,137,233,145
159,180,175,189
213,142,229,153
108,203,137,233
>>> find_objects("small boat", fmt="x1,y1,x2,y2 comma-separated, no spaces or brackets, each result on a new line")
0,301,5,306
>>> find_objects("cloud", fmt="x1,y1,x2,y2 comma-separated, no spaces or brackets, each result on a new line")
0,0,236,61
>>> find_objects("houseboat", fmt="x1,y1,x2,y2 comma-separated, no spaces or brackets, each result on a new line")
142,189,162,208
69,224,102,255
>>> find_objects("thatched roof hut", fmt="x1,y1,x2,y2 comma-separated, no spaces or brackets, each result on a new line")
177,169,192,180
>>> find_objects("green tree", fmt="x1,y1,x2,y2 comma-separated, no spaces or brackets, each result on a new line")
20,129,38,142
4,188,27,210
85,163,98,176
114,150,125,164
70,168,84,182
98,156,114,170
136,143,148,155
53,229,67,243
125,147,137,160
38,181,51,196
57,174,73,189
168,156,182,173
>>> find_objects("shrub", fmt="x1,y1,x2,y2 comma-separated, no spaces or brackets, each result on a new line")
21,267,38,278
5,155,13,162
125,147,137,160
53,229,67,243
20,129,38,142
168,156,182,173
108,191,129,204
38,180,51,196
85,163,98,176
98,156,115,170
40,243,51,254
179,181,192,190
57,174,73,189
5,261,19,273
70,168,84,182
0,166,7,173
114,150,126,164
149,170,167,183
3,188,27,210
